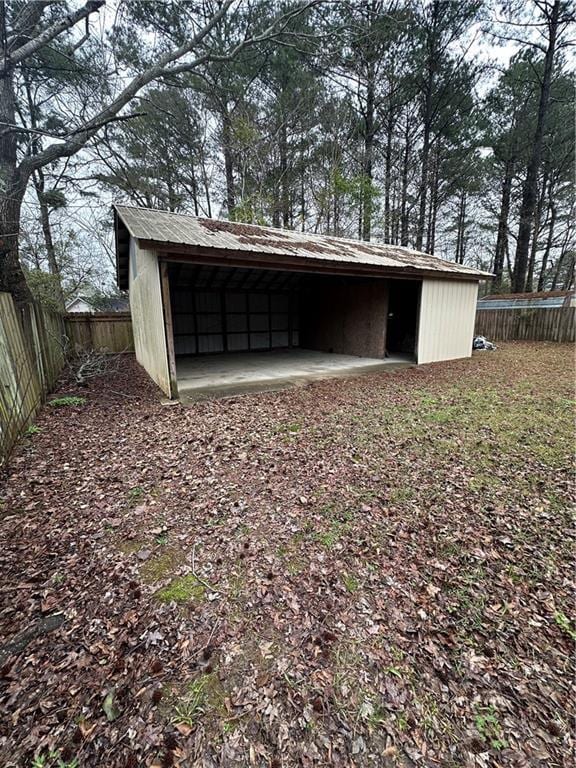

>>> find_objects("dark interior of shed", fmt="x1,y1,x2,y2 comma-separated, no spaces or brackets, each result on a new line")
385,279,421,356
167,262,419,361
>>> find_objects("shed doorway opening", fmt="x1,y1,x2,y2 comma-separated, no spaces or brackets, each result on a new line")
386,280,421,358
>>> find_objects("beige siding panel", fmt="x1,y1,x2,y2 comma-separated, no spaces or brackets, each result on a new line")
129,241,170,395
418,279,478,364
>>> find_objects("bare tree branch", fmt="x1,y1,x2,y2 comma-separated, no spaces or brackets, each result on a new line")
4,0,105,72
18,0,321,180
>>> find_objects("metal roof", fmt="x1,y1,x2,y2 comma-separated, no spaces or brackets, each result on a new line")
478,291,575,309
114,204,492,289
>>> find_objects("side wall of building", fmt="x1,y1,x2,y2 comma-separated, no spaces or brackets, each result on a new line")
300,279,389,358
129,239,171,396
417,279,478,364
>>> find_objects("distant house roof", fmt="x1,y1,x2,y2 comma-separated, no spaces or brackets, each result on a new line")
102,296,130,312
66,294,130,314
478,290,575,309
114,204,492,290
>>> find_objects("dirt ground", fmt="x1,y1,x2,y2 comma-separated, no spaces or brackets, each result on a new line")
0,343,574,768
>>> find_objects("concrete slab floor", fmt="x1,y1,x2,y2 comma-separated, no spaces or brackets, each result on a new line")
176,348,414,402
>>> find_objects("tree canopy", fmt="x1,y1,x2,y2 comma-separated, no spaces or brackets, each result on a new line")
1,0,574,307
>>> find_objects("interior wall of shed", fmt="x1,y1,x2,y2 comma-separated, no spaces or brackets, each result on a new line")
168,262,301,356
299,277,389,358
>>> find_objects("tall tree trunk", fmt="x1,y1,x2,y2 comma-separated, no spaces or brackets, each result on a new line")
189,164,199,216
525,167,548,291
537,182,556,291
31,170,65,310
512,0,560,292
400,118,411,247
391,178,399,245
564,253,575,290
416,116,432,251
415,1,439,251
505,238,513,285
493,158,513,290
455,190,467,264
279,119,290,228
201,157,212,218
221,108,235,217
383,113,393,242
425,147,439,255
299,142,305,232
550,224,571,290
0,20,31,304
361,62,375,241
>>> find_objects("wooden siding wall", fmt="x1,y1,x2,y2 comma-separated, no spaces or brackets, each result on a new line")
0,292,66,464
475,307,575,343
66,313,134,352
300,279,389,358
418,280,478,364
129,242,171,396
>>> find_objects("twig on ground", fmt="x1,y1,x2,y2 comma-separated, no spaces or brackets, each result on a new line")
191,544,219,593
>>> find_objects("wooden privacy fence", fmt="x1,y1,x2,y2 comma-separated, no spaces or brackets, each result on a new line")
65,312,134,352
475,306,575,343
0,292,66,464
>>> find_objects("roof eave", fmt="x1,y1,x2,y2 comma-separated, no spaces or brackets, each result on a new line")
141,239,491,281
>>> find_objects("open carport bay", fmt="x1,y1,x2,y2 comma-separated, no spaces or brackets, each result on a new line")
167,262,420,397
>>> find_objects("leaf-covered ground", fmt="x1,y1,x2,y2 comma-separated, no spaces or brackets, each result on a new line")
0,343,574,768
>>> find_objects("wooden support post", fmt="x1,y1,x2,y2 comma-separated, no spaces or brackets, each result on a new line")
160,261,179,399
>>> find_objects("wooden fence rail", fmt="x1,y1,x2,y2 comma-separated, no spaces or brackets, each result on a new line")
65,312,134,353
0,293,66,465
475,306,575,343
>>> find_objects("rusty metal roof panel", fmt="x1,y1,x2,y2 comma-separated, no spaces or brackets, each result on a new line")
114,205,492,279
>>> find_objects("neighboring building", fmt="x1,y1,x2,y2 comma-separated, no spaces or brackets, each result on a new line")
66,295,130,314
66,296,96,313
477,290,575,310
114,205,491,398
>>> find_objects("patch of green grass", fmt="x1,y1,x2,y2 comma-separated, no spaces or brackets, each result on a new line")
342,572,359,593
474,704,507,750
276,421,302,435
166,671,228,730
358,698,387,728
423,407,456,425
389,487,414,504
25,424,41,436
316,521,344,549
31,752,78,768
117,539,146,555
385,663,404,678
127,485,145,502
155,573,205,604
276,542,305,575
141,549,185,584
554,610,576,641
445,565,488,632
48,396,85,408
170,676,209,726
396,712,409,732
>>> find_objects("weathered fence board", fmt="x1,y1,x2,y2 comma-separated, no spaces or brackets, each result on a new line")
0,293,66,464
65,313,134,353
475,307,575,343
